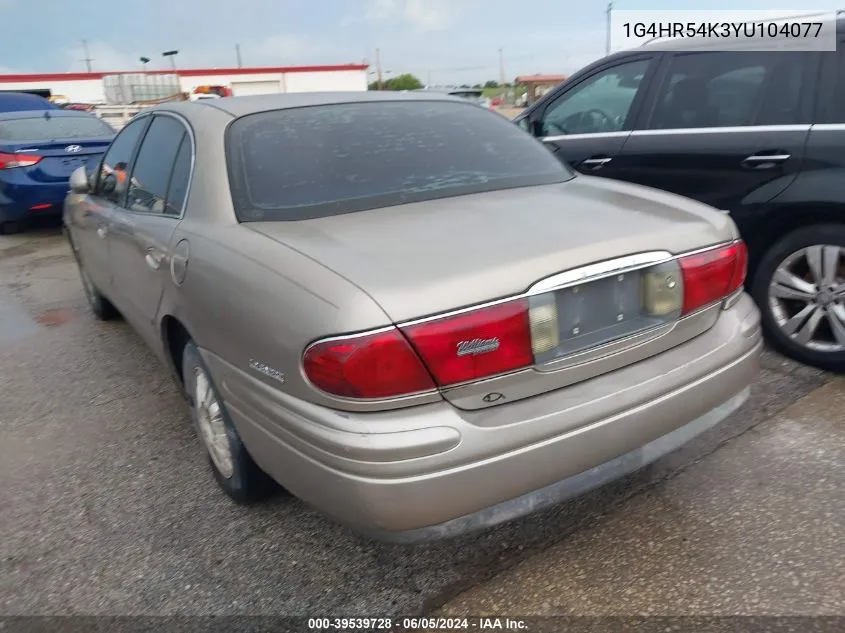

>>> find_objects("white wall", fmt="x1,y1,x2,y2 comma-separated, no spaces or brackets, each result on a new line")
0,78,104,102
0,69,368,103
284,70,368,93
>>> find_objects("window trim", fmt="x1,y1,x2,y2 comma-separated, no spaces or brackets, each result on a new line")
532,52,662,139
641,50,821,132
120,111,196,220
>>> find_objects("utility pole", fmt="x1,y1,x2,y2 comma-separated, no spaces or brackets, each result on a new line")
81,40,94,73
375,48,383,90
235,44,243,68
427,70,432,87
606,1,614,55
498,48,506,86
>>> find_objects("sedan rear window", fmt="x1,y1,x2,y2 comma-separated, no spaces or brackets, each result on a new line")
0,115,115,141
226,100,573,221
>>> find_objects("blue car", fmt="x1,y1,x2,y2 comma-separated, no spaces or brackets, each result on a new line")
0,110,114,234
0,92,59,113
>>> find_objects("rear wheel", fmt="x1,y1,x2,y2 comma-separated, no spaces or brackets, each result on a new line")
751,224,845,372
181,340,275,503
0,221,23,235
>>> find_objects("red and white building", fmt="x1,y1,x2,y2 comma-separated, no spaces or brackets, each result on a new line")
0,64,370,103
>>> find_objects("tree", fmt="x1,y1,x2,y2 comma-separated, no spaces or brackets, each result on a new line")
472,83,482,89
368,73,424,91
484,80,499,89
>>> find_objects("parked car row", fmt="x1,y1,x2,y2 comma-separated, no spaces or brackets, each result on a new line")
2,20,841,542
0,103,115,234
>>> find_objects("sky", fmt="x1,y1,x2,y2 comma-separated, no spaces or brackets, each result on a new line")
0,0,841,85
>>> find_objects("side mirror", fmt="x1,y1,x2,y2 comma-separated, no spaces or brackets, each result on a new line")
100,172,117,196
69,166,90,193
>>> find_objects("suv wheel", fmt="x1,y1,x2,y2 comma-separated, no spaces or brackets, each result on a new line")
751,224,845,372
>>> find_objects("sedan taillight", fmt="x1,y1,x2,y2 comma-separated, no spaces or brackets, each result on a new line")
303,300,536,399
303,240,749,400
0,151,42,169
678,240,747,314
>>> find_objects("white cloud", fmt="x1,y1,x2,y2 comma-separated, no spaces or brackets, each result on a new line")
365,0,476,32
61,40,140,73
252,34,323,63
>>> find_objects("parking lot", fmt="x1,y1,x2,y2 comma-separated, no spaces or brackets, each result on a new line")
2,224,842,617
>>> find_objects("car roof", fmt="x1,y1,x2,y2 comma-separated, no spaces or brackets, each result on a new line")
0,92,58,112
149,90,460,118
0,109,100,121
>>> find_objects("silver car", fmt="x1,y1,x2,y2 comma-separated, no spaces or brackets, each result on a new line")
63,92,762,542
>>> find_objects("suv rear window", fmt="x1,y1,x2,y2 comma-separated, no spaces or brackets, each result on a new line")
0,115,115,141
226,100,572,221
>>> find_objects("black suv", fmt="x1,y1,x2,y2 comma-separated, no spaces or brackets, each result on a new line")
516,20,845,372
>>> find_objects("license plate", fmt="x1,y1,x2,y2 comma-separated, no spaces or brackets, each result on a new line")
544,271,663,360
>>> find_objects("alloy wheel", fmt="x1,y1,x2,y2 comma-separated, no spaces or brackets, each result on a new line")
193,366,235,478
768,244,845,352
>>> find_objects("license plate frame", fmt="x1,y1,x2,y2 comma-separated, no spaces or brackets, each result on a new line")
534,271,667,363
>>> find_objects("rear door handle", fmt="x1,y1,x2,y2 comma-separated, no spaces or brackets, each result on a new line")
742,153,791,168
580,156,613,170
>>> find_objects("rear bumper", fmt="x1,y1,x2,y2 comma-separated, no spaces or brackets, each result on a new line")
0,182,67,221
206,294,762,541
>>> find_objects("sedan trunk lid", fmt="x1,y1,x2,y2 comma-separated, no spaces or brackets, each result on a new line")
249,176,737,323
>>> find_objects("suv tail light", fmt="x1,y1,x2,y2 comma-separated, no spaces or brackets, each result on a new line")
0,151,42,170
679,240,747,314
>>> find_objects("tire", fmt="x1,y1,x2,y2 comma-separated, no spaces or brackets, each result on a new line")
181,340,276,503
0,221,23,235
751,223,845,373
67,233,119,321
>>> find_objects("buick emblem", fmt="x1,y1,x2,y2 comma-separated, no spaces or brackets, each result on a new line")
65,145,82,153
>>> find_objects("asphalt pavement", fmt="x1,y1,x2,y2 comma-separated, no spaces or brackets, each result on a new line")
0,224,836,616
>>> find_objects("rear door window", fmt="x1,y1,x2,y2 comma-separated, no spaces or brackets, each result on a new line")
126,115,187,215
164,135,192,216
648,51,813,129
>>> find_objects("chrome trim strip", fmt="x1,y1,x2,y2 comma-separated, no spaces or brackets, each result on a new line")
809,124,845,131
527,251,673,295
630,124,810,137
540,124,810,142
541,131,630,142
